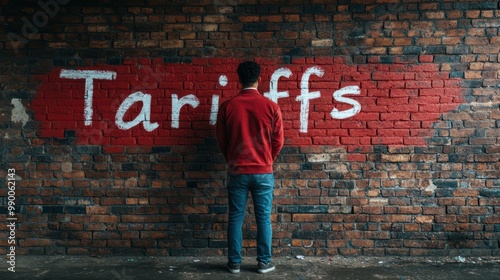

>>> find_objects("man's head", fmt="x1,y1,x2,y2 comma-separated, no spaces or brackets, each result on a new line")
237,61,261,88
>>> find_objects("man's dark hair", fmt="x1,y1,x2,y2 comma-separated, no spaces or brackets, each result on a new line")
237,61,261,86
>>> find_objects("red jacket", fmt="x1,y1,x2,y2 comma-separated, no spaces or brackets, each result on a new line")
216,88,284,174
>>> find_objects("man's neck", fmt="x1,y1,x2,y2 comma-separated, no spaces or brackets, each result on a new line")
242,87,258,91
241,82,259,90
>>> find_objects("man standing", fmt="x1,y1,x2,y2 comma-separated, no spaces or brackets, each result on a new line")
216,61,284,274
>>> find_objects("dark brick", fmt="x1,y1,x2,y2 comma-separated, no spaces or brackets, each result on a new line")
388,197,412,205
73,146,101,155
449,45,470,54
424,46,446,54
304,5,324,14
350,4,365,13
244,23,267,32
434,55,460,63
53,59,67,66
29,147,47,155
79,50,105,59
457,19,473,28
43,206,64,213
166,215,187,223
301,162,312,170
182,238,208,248
446,232,473,243
111,206,136,214
209,205,227,214
336,180,355,189
141,171,158,179
163,57,192,64
280,147,300,154
188,163,202,171
478,2,498,9
188,215,214,223
353,55,367,64
65,206,86,214
435,189,454,197
433,180,458,188
285,48,304,58
380,56,394,64
135,23,161,32
3,154,29,162
31,155,53,162
122,163,134,171
348,29,365,39
64,130,76,138
209,240,227,248
450,71,464,78
432,224,445,232
282,56,292,64
106,57,122,65
374,146,388,154
329,172,344,179
395,232,443,240
203,138,218,146
480,189,500,198
453,3,469,9
429,137,452,145
1,90,31,99
298,205,329,213
152,146,171,153
403,46,422,55
278,205,298,213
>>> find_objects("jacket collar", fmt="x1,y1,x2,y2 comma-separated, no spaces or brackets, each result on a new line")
239,88,259,95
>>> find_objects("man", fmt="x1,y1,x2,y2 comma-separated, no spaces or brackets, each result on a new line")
216,61,284,274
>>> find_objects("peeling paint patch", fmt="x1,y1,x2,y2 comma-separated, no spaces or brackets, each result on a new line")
307,153,331,162
125,177,138,188
416,216,434,223
5,174,22,181
369,198,389,205
62,162,73,173
11,98,29,127
312,39,333,47
425,180,438,194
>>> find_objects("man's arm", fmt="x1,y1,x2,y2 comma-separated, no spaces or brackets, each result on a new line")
271,106,284,160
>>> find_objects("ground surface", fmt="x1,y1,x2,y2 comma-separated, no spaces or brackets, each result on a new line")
1,255,500,280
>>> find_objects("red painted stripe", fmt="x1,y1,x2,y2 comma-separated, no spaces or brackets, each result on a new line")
31,57,464,147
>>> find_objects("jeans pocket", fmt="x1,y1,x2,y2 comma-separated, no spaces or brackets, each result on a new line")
252,173,274,190
228,173,249,189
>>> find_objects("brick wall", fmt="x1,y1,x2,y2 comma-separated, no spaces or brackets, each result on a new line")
0,0,499,257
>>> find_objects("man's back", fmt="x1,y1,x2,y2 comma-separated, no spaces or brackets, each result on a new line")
217,88,284,174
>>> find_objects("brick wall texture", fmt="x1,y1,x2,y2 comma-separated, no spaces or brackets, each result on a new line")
0,0,499,257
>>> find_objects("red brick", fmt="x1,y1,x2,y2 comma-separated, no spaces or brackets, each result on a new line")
19,239,51,247
351,240,374,248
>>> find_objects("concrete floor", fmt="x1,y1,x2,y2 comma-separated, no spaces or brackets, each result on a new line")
2,255,500,280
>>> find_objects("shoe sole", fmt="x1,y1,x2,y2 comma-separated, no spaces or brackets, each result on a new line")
227,266,240,274
258,266,275,274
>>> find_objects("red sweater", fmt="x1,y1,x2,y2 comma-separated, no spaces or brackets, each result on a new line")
216,88,284,174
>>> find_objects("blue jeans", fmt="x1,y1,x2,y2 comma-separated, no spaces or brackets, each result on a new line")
227,173,274,264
